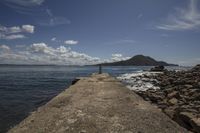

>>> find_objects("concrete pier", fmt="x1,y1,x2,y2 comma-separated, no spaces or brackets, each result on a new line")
8,73,187,133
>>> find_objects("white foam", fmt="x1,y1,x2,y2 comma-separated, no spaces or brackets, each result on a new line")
117,71,162,91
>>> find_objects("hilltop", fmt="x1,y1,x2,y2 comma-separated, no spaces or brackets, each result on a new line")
100,55,178,66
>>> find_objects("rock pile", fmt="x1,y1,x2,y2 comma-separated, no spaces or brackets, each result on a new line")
136,65,200,133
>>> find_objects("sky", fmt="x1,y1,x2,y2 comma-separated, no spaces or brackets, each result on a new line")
0,0,200,66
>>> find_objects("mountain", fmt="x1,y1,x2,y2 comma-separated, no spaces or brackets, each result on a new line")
99,55,178,66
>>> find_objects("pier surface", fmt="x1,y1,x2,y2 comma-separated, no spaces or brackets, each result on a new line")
9,73,187,133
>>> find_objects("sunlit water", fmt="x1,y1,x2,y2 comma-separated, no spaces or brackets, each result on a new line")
0,65,190,133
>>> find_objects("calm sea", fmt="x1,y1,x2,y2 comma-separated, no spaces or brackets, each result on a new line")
0,65,190,133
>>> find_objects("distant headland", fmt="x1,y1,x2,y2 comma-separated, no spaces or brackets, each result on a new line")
98,55,178,66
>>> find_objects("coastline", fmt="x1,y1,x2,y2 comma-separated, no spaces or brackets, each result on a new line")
117,65,200,133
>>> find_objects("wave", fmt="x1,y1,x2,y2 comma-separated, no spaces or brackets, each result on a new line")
117,71,162,91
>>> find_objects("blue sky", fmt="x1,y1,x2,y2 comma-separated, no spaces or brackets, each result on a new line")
0,0,200,66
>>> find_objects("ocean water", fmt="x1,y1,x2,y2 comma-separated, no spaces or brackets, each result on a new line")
0,65,189,133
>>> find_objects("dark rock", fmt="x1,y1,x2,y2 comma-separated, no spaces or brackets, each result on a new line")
133,64,200,132
177,112,195,131
177,112,200,133
71,78,80,85
167,91,179,99
192,64,200,72
163,87,175,94
184,84,193,89
157,100,168,109
191,117,200,133
164,108,176,118
150,65,165,72
190,93,200,101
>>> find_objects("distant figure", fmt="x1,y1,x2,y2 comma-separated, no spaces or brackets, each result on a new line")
99,64,102,74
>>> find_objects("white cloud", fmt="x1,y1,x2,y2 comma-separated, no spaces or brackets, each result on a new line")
0,24,34,40
64,40,79,45
0,25,21,34
51,37,56,41
0,45,10,51
22,25,34,33
111,54,131,62
51,37,62,42
157,0,200,31
29,43,54,55
3,34,26,40
7,26,21,34
4,0,45,6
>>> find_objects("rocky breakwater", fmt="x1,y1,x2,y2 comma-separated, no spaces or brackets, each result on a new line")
136,65,200,133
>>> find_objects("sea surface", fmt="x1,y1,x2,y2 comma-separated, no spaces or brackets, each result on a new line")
0,65,190,133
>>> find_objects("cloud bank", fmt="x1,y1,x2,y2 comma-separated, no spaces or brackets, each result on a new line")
0,43,100,65
0,44,131,65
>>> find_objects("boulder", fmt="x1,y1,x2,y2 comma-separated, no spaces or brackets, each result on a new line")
191,117,200,133
71,78,80,85
190,92,200,101
184,84,193,89
178,112,200,133
150,65,165,72
167,91,179,99
163,87,175,94
168,98,178,105
192,64,200,72
178,112,195,131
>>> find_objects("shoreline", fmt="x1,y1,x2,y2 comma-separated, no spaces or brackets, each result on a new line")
117,65,200,133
